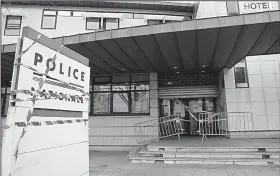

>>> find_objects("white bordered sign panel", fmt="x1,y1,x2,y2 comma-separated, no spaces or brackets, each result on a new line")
16,36,90,111
238,1,280,14
2,27,90,176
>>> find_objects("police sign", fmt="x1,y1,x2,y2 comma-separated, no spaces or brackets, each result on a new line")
15,35,90,111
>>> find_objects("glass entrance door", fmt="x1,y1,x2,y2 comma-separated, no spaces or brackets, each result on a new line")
159,98,216,136
188,98,203,135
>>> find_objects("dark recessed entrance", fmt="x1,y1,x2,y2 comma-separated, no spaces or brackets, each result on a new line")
160,97,216,136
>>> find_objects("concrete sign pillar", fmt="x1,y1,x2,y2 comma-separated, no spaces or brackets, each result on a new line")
2,27,90,176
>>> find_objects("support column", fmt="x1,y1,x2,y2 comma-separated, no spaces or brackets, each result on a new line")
218,69,227,113
149,72,159,117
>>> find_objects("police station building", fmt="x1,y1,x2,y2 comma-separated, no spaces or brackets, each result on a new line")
1,1,280,151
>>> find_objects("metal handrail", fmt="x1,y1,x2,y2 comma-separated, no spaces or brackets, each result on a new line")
133,114,180,126
133,98,255,146
133,114,184,146
198,112,254,142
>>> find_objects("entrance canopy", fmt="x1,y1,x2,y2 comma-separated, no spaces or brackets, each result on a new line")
2,11,280,79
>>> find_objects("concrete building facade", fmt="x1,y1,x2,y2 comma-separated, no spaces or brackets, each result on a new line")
1,1,280,151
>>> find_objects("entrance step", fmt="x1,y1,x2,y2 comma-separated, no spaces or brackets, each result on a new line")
139,148,280,159
147,146,280,153
129,146,280,166
130,156,280,165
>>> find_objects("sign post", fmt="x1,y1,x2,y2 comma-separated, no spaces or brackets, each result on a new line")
2,27,90,176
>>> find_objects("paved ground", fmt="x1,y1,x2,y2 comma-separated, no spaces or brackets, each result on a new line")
89,151,280,176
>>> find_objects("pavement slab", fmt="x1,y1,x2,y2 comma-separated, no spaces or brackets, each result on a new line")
89,151,280,176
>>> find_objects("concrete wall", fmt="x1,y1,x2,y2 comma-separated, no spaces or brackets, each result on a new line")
1,5,184,45
89,73,159,151
1,118,6,140
89,116,155,151
223,54,280,138
217,70,227,113
159,74,218,87
196,1,228,19
195,1,280,19
3,2,279,45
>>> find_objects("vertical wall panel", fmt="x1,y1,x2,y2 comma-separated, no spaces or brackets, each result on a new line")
226,1,240,15
196,1,228,19
150,72,159,117
223,54,280,138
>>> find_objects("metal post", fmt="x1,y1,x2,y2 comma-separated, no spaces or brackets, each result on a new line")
0,4,2,174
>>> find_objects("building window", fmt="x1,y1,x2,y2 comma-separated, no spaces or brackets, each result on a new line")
41,10,57,29
113,92,129,113
93,92,111,114
221,77,225,89
134,14,145,19
103,18,119,30
86,17,101,30
234,59,249,88
131,90,149,113
4,16,22,36
147,19,163,25
1,82,11,117
91,74,150,115
165,20,176,23
122,13,133,19
58,10,72,16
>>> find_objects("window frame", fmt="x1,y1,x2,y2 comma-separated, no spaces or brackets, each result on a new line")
234,59,250,88
86,17,101,30
41,9,58,29
4,15,22,36
147,19,164,25
112,91,130,114
91,74,150,116
92,91,112,115
103,18,119,30
57,10,73,16
130,90,150,114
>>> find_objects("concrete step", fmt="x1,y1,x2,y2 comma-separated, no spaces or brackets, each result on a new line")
129,146,280,166
147,146,280,153
130,154,280,166
139,148,280,159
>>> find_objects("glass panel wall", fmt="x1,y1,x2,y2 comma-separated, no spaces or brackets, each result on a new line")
91,74,150,115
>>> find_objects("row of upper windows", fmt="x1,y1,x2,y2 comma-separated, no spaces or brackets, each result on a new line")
4,9,187,36
41,9,184,29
